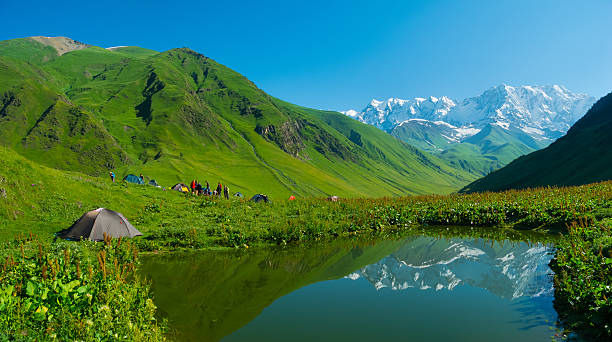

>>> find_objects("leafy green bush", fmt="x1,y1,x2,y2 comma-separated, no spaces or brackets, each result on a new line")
0,234,165,341
550,219,612,339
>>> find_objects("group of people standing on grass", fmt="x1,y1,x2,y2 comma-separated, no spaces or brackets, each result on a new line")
190,179,230,199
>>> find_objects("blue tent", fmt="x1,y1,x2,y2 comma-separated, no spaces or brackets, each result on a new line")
250,194,269,203
123,174,144,185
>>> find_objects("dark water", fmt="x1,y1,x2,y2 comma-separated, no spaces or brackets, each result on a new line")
140,235,561,342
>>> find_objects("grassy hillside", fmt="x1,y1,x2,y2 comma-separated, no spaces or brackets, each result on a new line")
390,120,458,151
4,145,608,242
439,124,547,176
0,37,476,197
391,120,549,176
461,92,612,193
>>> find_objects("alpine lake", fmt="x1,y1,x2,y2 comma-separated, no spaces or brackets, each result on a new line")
140,227,574,342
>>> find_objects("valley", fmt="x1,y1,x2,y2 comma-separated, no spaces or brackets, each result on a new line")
0,34,610,342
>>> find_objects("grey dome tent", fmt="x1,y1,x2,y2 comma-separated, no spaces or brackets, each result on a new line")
171,183,190,192
233,192,244,198
58,208,142,241
250,194,269,203
124,174,144,185
148,179,160,187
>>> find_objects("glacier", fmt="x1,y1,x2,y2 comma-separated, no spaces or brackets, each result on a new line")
342,84,595,143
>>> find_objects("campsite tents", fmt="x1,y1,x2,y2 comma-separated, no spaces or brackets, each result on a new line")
58,208,142,241
233,192,244,198
171,183,190,193
327,196,339,202
124,174,144,185
250,194,269,203
148,179,160,187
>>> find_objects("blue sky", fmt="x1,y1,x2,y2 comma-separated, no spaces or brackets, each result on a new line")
1,0,611,110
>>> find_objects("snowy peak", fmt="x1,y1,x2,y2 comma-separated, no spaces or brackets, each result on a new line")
341,109,360,118
449,84,593,130
356,95,457,132
345,85,595,142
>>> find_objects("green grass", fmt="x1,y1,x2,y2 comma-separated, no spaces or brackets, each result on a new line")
0,146,611,340
0,37,477,198
390,121,549,177
440,124,546,176
0,235,165,341
1,146,610,247
1,36,611,340
0,38,59,64
550,219,612,339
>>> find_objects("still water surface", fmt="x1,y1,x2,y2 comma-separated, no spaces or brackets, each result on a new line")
141,235,559,341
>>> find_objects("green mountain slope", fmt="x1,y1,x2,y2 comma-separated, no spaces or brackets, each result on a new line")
390,120,457,151
0,36,476,197
439,124,547,176
461,93,612,193
391,120,548,176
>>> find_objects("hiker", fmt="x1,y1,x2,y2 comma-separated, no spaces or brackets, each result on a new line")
191,179,197,193
216,182,222,198
196,182,203,196
139,173,144,182
223,186,229,199
109,171,115,182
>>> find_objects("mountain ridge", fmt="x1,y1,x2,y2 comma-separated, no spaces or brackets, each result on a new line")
0,36,476,197
344,85,595,176
344,84,594,142
460,92,612,192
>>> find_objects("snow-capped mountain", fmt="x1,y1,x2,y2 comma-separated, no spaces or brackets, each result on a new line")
345,236,553,299
343,85,595,143
344,96,456,132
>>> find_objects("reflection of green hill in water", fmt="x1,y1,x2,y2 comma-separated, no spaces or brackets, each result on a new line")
139,238,404,341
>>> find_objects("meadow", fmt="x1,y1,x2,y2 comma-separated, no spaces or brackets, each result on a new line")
0,147,611,340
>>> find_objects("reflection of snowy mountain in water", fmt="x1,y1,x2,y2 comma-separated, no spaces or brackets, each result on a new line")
346,236,553,299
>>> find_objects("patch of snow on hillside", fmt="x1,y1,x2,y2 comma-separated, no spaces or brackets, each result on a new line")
106,46,128,50
492,121,510,130
454,127,481,139
342,109,359,118
521,127,545,136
